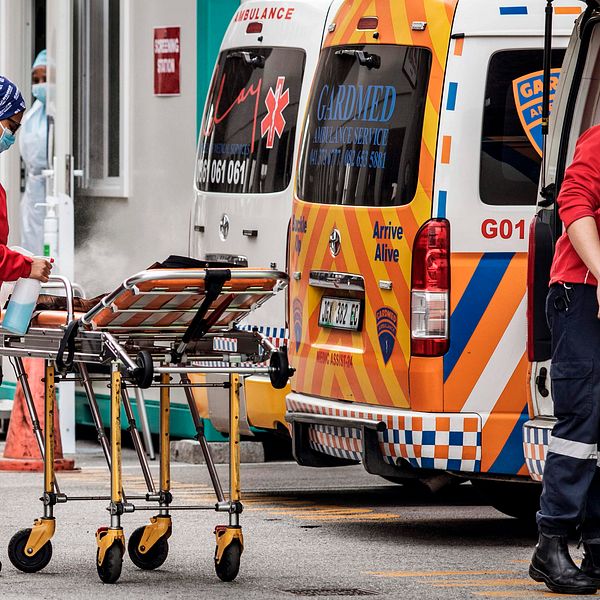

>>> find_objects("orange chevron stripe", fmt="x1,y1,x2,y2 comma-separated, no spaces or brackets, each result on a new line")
480,353,529,471
444,255,526,412
376,0,395,40
328,216,394,405
348,210,409,402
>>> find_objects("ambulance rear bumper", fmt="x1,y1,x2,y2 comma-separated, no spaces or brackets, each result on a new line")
286,393,482,475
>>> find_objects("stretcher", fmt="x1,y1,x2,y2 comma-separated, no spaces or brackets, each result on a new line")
1,267,292,583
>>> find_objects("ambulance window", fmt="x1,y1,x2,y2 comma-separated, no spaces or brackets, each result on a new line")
480,49,565,205
196,47,305,194
297,45,432,206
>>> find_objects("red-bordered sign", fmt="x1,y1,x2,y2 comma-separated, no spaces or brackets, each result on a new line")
154,26,180,96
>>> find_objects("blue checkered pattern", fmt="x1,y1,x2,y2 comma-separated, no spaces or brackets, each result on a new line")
523,422,552,482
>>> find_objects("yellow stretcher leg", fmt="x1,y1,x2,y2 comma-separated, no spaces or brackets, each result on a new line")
229,372,241,504
44,361,55,498
135,373,173,556
213,373,244,582
95,363,125,584
25,361,58,556
160,372,171,501
110,364,123,509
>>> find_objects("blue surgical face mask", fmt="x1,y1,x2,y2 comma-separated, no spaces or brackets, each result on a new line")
0,123,15,154
32,83,46,104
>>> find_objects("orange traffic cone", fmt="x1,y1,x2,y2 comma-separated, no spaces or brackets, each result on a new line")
0,358,75,471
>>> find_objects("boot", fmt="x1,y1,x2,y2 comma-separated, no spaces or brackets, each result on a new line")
581,542,600,584
529,532,597,594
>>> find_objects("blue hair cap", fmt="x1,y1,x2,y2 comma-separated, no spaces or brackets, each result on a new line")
0,76,26,119
32,50,47,70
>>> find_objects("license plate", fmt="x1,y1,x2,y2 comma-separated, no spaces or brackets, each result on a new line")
318,297,361,331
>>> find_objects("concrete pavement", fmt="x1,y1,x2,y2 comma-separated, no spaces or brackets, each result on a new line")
0,446,583,599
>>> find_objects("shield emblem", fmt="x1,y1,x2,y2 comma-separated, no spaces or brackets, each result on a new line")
512,68,561,157
293,298,303,352
376,307,397,365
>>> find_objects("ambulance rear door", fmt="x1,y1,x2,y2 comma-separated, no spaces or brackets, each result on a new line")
192,0,338,331
528,4,600,418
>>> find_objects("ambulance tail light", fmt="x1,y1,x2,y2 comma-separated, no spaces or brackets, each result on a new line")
411,219,450,357
246,22,263,34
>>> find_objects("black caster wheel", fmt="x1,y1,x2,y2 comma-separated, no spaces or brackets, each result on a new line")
215,540,242,582
8,528,52,573
269,348,293,390
133,350,154,389
128,526,168,570
97,542,123,584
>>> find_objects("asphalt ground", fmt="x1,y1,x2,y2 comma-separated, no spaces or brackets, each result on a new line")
0,445,591,600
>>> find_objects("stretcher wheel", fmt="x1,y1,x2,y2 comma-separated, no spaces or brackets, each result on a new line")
8,528,52,573
133,350,154,389
215,540,241,582
128,526,168,570
269,349,292,390
96,542,123,584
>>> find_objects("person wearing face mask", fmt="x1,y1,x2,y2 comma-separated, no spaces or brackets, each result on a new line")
19,50,48,256
0,75,51,283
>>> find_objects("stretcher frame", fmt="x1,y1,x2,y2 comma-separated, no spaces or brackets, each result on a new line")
1,267,292,583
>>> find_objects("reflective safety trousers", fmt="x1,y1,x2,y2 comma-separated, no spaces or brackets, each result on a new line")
538,283,600,539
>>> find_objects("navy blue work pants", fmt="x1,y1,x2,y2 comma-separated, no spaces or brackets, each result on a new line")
538,283,600,539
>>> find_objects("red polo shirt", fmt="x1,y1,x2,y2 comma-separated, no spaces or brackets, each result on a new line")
0,184,32,281
550,125,600,286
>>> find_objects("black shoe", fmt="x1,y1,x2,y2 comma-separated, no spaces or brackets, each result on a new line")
581,542,600,584
529,532,597,594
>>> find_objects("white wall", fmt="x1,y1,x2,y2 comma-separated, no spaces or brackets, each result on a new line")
75,0,197,295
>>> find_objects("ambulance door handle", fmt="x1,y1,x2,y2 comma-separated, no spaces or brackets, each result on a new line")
535,366,549,398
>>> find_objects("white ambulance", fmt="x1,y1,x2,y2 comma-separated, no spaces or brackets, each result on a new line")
190,0,342,436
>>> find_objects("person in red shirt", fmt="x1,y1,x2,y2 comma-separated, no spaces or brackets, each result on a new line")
530,125,600,594
0,76,51,283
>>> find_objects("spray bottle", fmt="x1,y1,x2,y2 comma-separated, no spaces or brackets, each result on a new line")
2,247,43,335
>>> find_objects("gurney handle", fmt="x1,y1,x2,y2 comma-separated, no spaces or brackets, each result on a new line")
45,276,76,324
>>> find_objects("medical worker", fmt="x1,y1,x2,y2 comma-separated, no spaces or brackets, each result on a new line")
0,76,50,575
19,50,47,256
529,124,600,595
0,75,51,283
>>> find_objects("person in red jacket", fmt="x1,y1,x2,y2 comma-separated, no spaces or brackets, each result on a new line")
530,125,600,594
0,76,51,283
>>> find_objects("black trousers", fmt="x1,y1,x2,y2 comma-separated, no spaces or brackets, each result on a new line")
538,283,600,538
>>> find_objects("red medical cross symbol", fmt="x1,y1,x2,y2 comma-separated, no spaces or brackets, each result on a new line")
260,76,290,148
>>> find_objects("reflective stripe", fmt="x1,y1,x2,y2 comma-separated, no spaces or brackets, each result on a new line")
548,436,597,460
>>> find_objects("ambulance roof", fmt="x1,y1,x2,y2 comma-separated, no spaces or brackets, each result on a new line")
454,0,585,37
220,0,334,51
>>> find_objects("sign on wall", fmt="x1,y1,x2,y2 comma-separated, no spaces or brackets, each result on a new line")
154,26,181,95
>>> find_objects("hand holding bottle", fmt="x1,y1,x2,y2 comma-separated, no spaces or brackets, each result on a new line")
29,257,52,282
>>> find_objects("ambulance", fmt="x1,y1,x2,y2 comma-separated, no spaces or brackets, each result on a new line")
287,0,583,517
528,3,600,481
191,0,341,436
